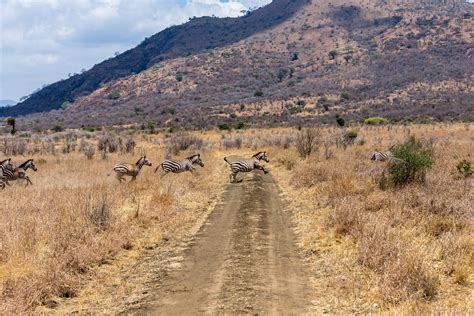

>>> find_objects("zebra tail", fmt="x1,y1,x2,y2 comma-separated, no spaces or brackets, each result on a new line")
223,157,230,165
154,163,162,173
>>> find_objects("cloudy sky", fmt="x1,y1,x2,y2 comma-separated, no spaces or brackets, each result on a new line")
0,0,271,102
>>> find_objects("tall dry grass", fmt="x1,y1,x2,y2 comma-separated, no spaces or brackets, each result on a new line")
269,123,473,313
0,134,226,313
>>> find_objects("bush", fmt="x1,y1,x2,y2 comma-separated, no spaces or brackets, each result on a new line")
52,125,63,132
336,115,345,127
107,92,121,100
254,89,263,97
295,128,320,158
340,92,351,100
165,134,204,156
386,136,434,186
218,123,230,130
364,117,388,125
456,159,472,178
175,72,183,82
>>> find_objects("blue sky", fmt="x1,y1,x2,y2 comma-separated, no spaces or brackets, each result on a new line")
0,0,271,101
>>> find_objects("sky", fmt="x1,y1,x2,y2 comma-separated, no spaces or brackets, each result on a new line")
0,0,272,102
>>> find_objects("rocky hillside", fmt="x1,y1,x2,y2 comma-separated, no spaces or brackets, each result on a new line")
3,0,473,130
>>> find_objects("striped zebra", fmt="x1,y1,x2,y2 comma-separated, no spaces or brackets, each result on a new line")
155,154,204,178
113,156,152,182
224,151,269,183
1,159,38,186
371,151,392,162
371,150,405,165
1,158,13,188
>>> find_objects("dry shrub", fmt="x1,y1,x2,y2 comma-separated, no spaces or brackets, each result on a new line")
79,139,95,160
165,134,204,156
358,221,439,303
438,233,471,282
295,128,321,158
325,200,365,237
290,162,328,188
221,136,242,149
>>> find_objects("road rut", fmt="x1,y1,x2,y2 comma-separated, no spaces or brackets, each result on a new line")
136,172,312,315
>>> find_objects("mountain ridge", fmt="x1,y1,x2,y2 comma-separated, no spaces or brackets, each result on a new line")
2,0,473,129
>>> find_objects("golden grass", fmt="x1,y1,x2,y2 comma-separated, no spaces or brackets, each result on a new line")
270,123,473,313
0,138,227,313
0,123,472,313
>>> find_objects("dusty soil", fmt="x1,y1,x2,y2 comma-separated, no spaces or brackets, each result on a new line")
49,172,312,315
127,172,312,315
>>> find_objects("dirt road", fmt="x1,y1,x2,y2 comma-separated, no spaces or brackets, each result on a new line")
134,172,312,315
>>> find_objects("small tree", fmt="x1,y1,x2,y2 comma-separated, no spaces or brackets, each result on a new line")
329,50,338,60
336,115,345,127
295,128,320,158
6,117,16,134
175,72,183,82
386,136,434,186
254,89,263,97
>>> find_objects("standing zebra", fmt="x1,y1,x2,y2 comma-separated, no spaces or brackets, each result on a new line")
155,154,204,178
0,159,13,189
1,159,38,186
224,151,269,183
113,156,152,182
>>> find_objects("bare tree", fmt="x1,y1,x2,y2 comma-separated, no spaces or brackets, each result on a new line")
295,128,321,158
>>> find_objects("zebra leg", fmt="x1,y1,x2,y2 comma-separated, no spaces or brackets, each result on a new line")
131,176,137,181
160,171,169,179
24,175,32,186
116,172,125,183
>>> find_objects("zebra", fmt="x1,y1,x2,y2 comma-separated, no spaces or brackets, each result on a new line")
113,156,152,182
224,151,269,183
1,159,38,186
154,154,204,178
0,159,12,189
371,151,392,162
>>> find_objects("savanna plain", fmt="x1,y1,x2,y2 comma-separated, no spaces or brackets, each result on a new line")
0,123,472,314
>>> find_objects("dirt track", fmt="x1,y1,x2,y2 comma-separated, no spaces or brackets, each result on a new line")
134,172,312,315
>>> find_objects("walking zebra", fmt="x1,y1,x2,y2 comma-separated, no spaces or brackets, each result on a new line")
224,151,269,183
1,159,38,186
155,154,204,178
113,156,152,182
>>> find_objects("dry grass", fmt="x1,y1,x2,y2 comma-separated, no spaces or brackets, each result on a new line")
0,124,472,313
271,123,473,313
0,133,226,313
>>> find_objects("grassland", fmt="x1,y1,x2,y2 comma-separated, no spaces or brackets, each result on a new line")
0,123,472,314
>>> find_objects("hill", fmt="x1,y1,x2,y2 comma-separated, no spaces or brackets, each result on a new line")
2,0,473,130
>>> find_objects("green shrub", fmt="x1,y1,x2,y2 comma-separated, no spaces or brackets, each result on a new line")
365,117,388,125
336,115,345,127
456,160,472,178
175,72,183,82
340,92,351,100
52,125,63,132
235,122,245,130
107,92,121,100
218,123,230,130
387,136,434,186
254,89,263,97
328,50,338,59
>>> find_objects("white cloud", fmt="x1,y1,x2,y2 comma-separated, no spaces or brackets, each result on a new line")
0,0,272,100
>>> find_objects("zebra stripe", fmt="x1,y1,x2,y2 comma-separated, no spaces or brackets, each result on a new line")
224,151,269,183
113,156,152,182
371,151,391,162
155,154,204,177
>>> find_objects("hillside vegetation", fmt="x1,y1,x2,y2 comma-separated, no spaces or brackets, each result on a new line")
2,0,473,129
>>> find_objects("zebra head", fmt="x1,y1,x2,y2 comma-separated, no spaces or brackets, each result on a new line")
19,159,37,171
370,152,377,161
137,156,152,167
188,154,204,167
253,152,269,163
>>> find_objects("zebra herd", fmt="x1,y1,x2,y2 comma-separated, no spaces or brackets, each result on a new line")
0,158,37,189
113,152,269,183
1,149,391,189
